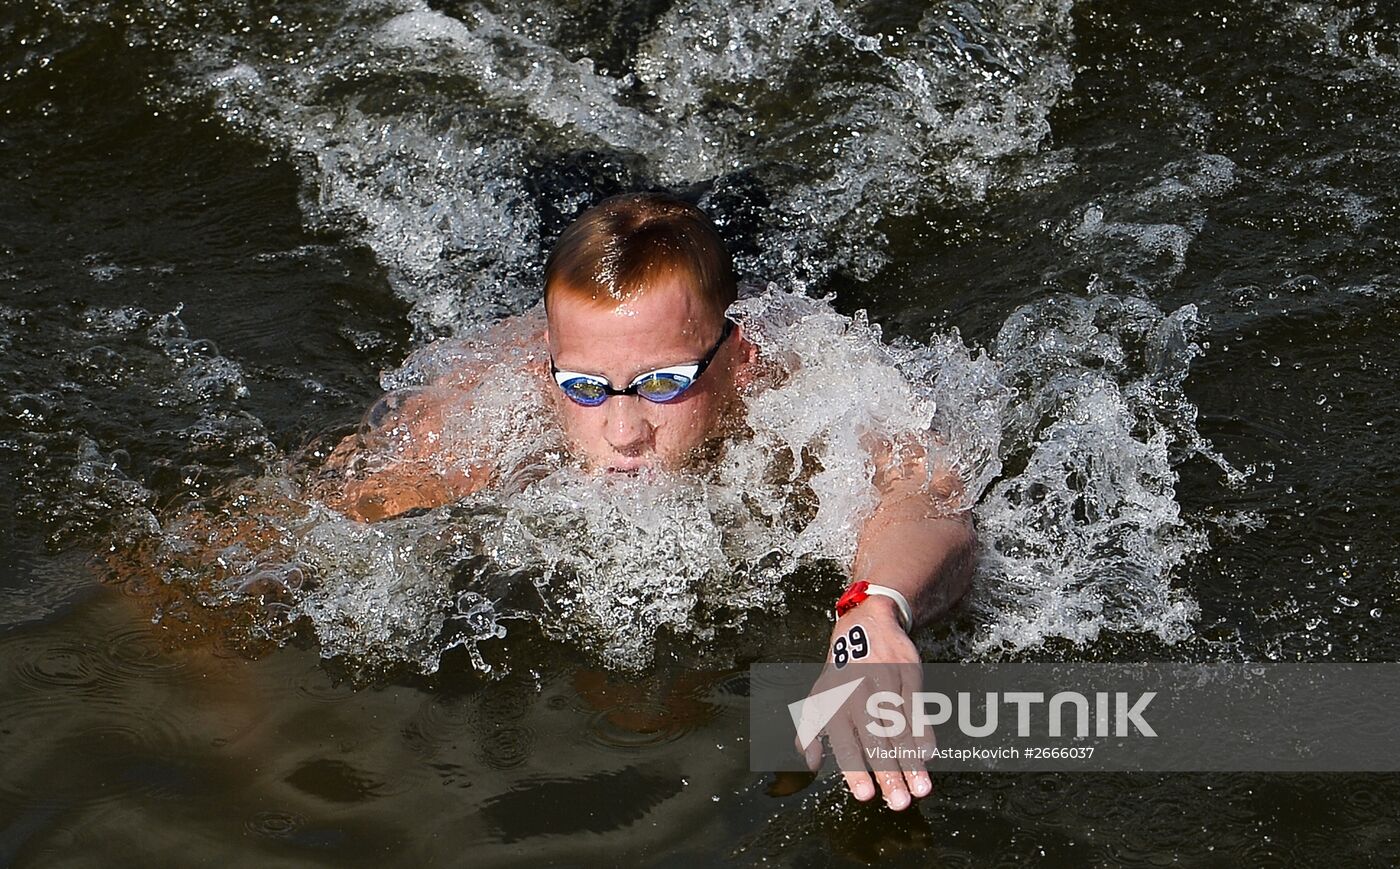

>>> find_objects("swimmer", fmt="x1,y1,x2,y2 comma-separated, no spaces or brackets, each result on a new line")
319,192,976,811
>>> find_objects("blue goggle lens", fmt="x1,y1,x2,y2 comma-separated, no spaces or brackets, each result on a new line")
633,372,693,402
561,378,609,406
558,372,696,406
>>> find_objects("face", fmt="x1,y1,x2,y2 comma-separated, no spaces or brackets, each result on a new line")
545,278,745,472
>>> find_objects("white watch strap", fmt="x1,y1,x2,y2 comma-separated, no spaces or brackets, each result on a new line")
864,584,914,632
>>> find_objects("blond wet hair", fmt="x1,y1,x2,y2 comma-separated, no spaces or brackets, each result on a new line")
543,192,737,320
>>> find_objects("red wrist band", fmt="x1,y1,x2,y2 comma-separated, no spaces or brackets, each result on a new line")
835,580,913,631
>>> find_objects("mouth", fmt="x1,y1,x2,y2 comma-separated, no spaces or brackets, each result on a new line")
604,459,652,473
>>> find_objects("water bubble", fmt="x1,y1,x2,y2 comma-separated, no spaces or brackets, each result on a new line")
246,810,303,839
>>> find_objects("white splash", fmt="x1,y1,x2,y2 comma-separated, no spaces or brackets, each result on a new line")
108,0,1078,332
101,286,1223,674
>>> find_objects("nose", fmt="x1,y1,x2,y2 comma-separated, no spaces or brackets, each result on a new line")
604,396,653,455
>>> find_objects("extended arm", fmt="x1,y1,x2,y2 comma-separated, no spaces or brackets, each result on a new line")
848,455,976,635
801,445,977,810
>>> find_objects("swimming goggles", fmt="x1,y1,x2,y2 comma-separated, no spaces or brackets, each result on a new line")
550,319,734,407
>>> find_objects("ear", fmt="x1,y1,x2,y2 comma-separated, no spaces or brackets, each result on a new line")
731,323,760,391
735,323,758,364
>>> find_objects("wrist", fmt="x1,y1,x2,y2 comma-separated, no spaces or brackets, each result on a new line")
835,580,914,633
842,594,900,626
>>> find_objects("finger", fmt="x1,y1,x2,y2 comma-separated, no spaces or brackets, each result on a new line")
842,768,877,802
883,708,930,800
861,670,915,809
893,669,932,799
857,723,910,810
793,730,824,772
895,731,932,799
829,720,876,801
794,671,839,765
871,744,912,810
911,724,937,796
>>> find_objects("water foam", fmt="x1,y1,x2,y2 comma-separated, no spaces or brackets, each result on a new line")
0,304,273,550
1063,153,1238,291
79,285,1221,674
107,0,1078,331
641,0,1076,282
16,0,1236,673
970,294,1212,654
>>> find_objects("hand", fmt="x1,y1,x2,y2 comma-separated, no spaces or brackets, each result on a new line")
796,597,934,810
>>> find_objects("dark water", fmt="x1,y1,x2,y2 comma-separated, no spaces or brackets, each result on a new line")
2,0,1399,865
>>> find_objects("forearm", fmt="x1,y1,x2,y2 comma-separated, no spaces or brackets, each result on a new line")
850,489,976,630
809,486,973,811
316,391,485,522
330,461,484,523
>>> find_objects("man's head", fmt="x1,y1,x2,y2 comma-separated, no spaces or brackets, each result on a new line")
543,192,747,472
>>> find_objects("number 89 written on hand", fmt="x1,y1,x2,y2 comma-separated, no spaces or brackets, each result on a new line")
832,624,869,669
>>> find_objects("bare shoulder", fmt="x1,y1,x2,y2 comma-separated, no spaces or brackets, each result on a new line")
390,306,548,391
319,308,548,520
356,308,549,454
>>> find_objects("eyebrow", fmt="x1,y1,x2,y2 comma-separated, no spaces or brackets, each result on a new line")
551,320,732,385
553,359,699,386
